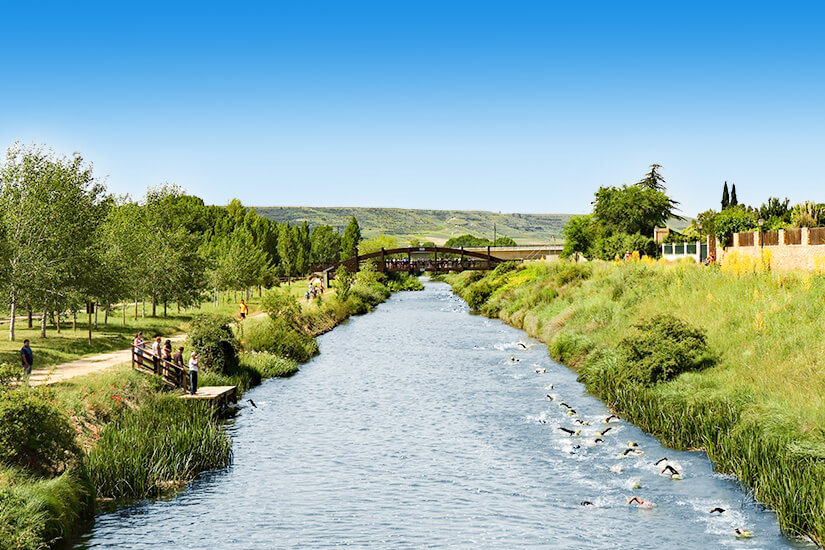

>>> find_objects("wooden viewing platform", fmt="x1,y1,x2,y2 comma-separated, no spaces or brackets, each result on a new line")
178,385,237,408
131,345,237,410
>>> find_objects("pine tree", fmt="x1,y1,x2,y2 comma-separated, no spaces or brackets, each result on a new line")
730,184,738,207
636,164,666,191
721,181,730,210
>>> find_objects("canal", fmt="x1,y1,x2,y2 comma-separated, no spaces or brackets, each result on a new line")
77,282,807,548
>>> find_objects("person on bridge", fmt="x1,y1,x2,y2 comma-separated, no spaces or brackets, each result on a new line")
20,339,33,377
239,299,248,320
188,351,199,395
151,336,162,358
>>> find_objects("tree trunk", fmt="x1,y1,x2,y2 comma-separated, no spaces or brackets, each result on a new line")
177,302,181,314
134,298,138,320
123,302,127,326
56,312,61,333
246,288,250,301
73,310,77,331
41,306,47,338
94,305,99,330
105,304,110,326
163,300,167,317
27,309,32,329
152,299,156,317
9,298,16,342
142,300,145,318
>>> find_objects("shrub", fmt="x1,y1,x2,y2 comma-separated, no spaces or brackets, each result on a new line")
492,261,518,276
0,389,79,477
386,272,424,291
552,261,592,287
187,314,239,375
244,317,319,362
466,281,493,310
261,287,301,329
618,314,716,386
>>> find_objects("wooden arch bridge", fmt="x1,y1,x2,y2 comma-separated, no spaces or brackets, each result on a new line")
317,245,561,276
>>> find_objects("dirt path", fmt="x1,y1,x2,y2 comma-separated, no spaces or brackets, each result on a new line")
28,310,272,386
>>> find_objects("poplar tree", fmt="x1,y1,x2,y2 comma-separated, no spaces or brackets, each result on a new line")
341,217,361,260
730,184,738,207
721,182,730,210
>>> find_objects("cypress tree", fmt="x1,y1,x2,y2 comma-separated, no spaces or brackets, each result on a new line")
341,217,362,260
721,181,730,210
730,184,738,207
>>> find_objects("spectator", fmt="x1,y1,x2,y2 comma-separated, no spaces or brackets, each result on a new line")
188,351,199,395
133,332,145,356
20,339,33,376
173,346,185,370
151,336,162,358
239,299,248,320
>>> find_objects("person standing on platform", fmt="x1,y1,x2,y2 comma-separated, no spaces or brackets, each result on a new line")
188,351,199,395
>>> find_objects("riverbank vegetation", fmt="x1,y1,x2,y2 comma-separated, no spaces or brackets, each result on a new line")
444,260,825,545
0,261,417,549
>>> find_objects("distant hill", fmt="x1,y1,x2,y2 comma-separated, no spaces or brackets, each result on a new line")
254,207,574,245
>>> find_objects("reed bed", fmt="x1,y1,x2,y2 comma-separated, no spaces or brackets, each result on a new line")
445,260,825,545
84,395,231,500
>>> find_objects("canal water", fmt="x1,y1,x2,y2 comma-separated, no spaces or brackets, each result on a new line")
77,282,809,549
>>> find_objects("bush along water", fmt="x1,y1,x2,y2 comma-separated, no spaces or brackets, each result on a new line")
1,270,412,549
443,260,825,545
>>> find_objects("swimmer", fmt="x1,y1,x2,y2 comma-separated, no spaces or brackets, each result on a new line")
630,479,642,489
546,394,555,401
574,419,590,426
509,356,520,363
627,441,638,447
558,402,572,409
517,342,528,349
627,497,654,508
537,418,547,424
604,414,620,423
660,465,681,479
610,465,623,473
535,367,546,374
557,427,581,436
580,501,595,508
654,457,668,466
597,427,613,437
709,507,726,514
621,448,644,457
567,410,576,416
734,528,752,538
593,438,604,444
248,399,257,408
545,384,555,389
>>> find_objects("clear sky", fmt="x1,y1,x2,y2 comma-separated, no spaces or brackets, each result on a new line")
1,1,823,216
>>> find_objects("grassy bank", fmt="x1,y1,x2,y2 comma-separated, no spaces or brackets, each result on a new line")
443,260,825,545
0,300,256,370
0,271,422,549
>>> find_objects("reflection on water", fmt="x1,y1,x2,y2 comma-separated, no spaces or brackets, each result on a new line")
76,282,810,549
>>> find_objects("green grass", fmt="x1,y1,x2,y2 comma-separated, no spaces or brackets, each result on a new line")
0,299,260,370
84,395,232,500
444,260,825,545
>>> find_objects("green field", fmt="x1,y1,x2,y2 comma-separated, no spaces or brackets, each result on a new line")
254,206,574,244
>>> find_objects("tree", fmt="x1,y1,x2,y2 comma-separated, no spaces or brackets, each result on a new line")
0,145,108,340
637,164,666,191
444,234,490,248
293,221,311,275
757,197,791,228
276,222,298,277
333,265,353,301
340,217,361,260
730,184,738,207
562,215,596,259
310,225,342,266
714,207,755,246
493,236,517,247
721,182,730,210
592,184,679,236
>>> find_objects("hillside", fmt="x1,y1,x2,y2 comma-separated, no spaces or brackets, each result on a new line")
254,206,573,245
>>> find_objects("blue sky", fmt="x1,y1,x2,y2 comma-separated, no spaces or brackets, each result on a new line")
1,1,823,216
